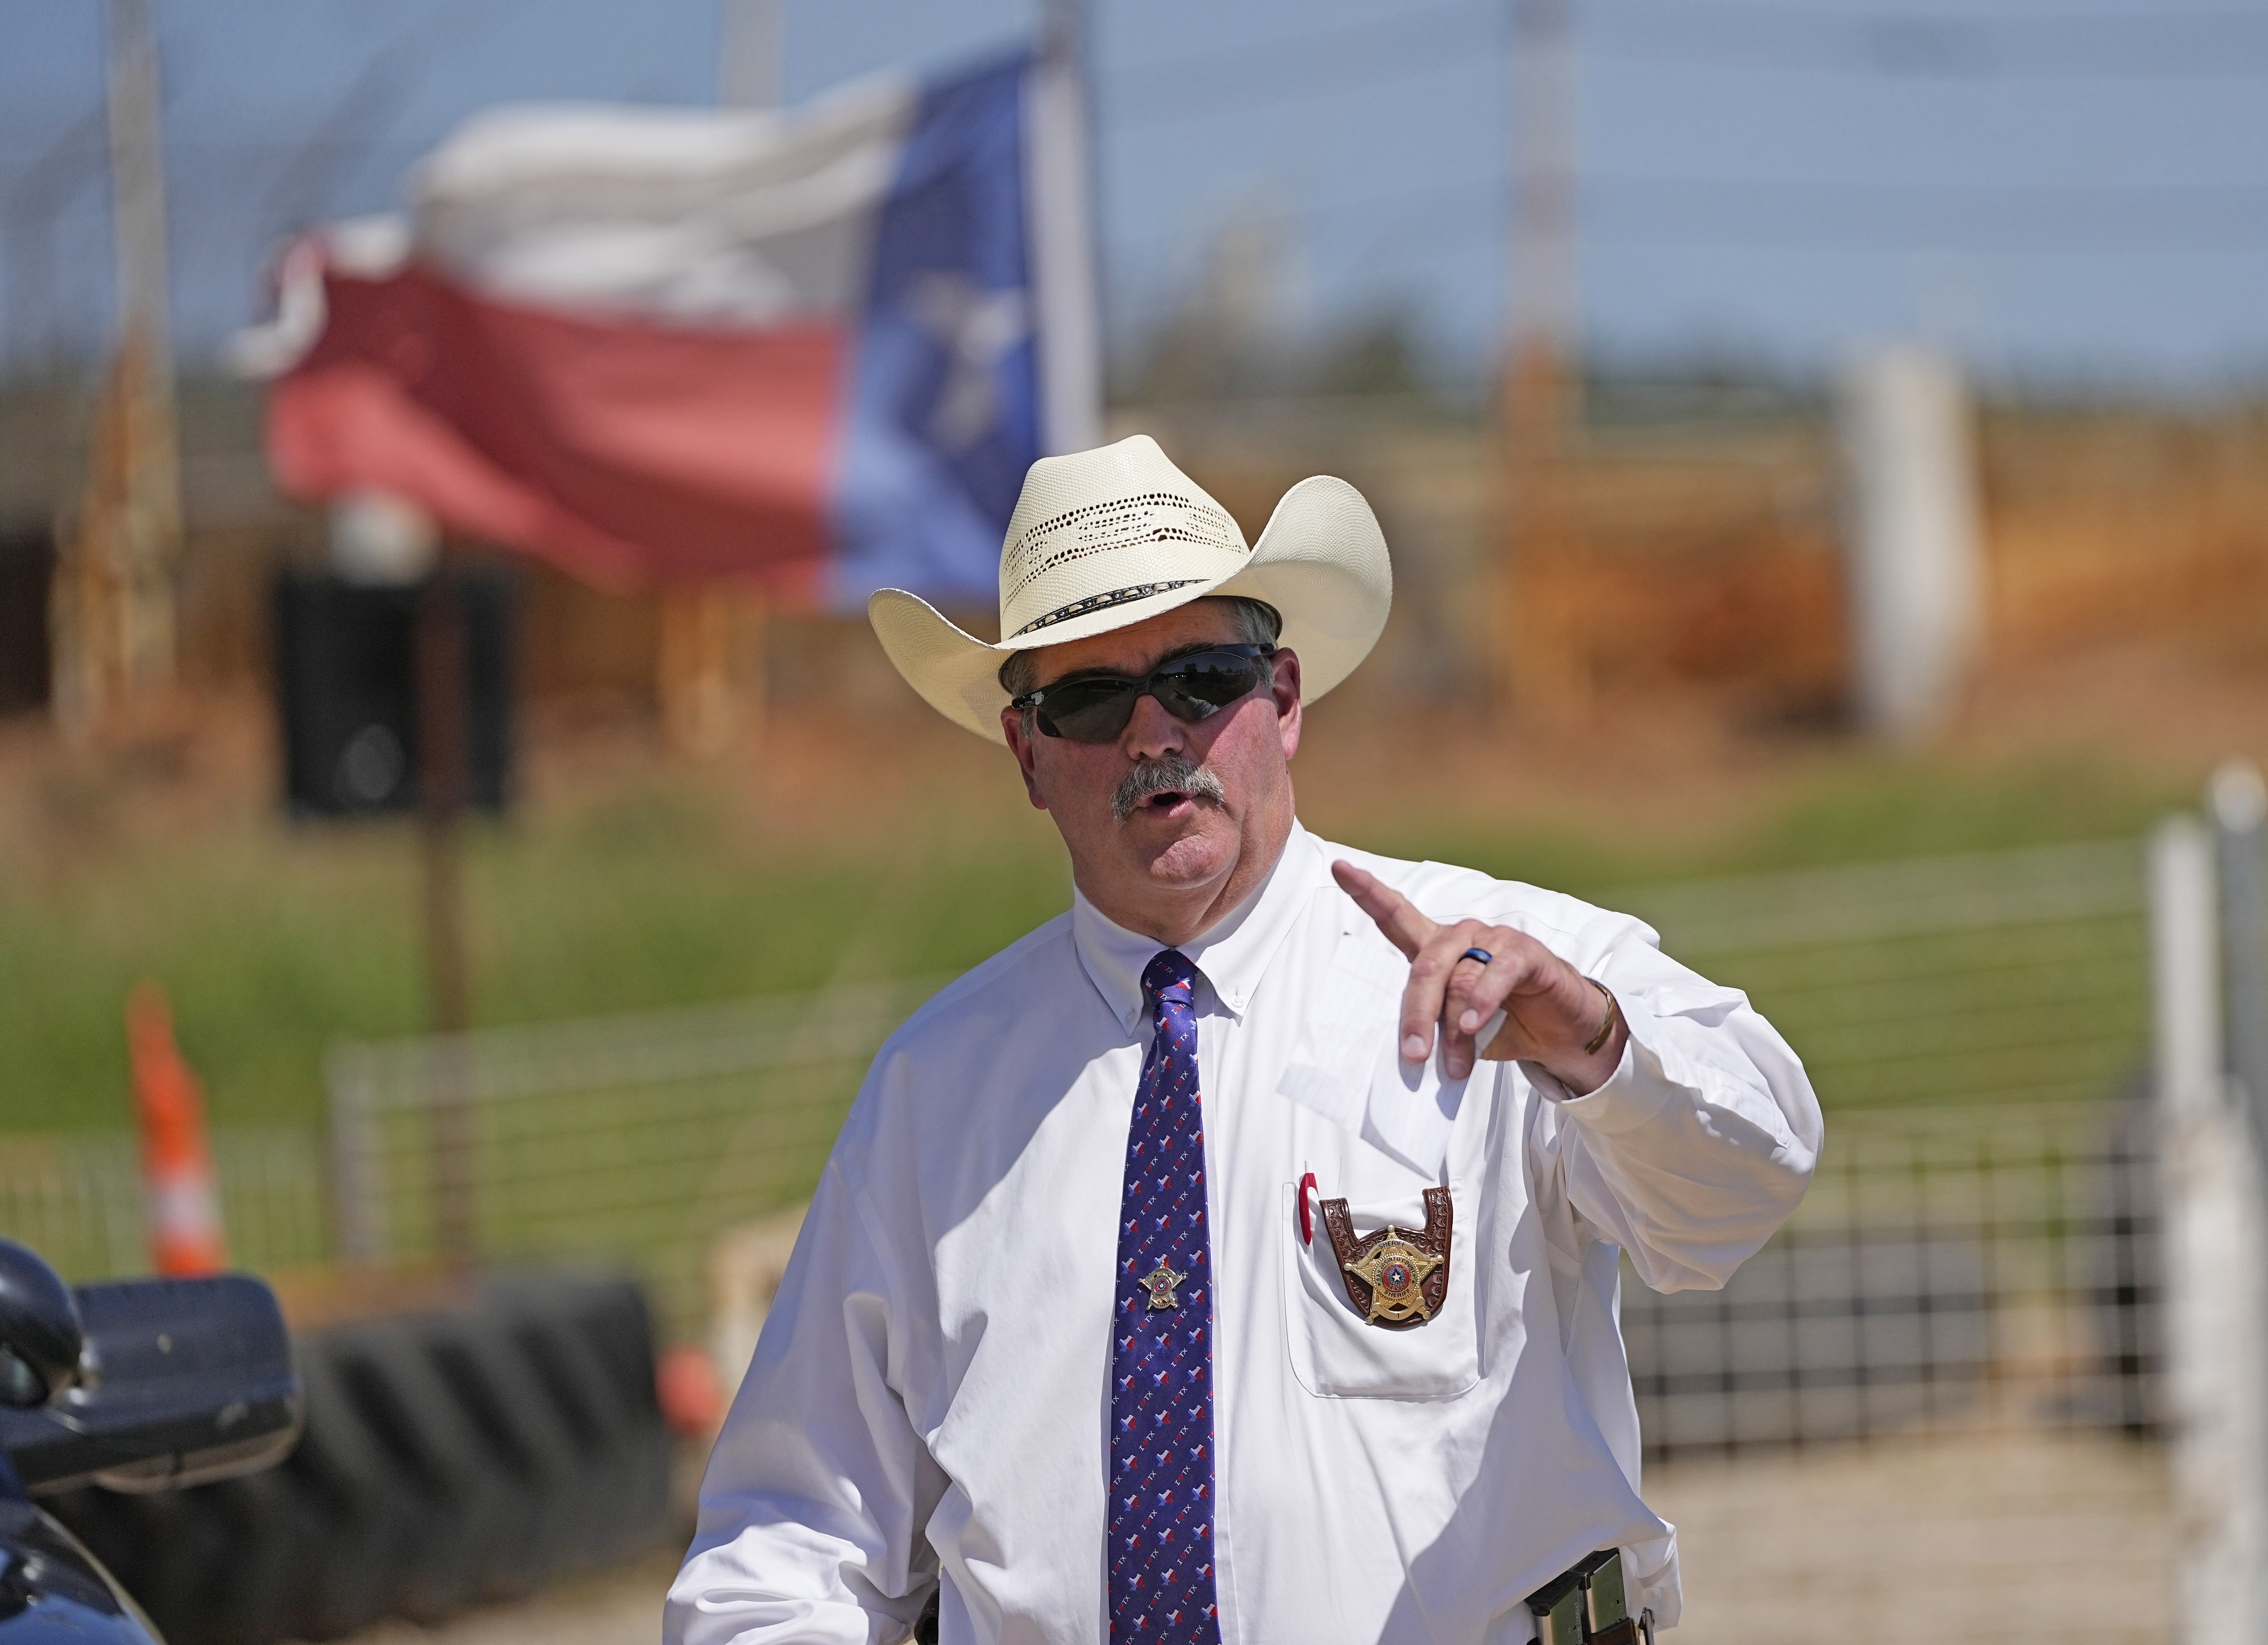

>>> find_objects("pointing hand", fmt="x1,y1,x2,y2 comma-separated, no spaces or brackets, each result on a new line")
1330,860,1626,1094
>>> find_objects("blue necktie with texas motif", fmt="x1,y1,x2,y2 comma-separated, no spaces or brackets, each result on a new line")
1107,949,1223,1643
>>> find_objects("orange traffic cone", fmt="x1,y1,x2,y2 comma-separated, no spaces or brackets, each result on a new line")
126,982,227,1276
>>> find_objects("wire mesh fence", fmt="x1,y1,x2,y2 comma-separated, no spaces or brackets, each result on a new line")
324,978,947,1338
1613,837,2155,1456
1622,1100,2157,1460
1622,838,2149,1111
0,837,2158,1414
0,1126,332,1283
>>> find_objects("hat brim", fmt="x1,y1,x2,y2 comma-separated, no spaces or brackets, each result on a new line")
869,475,1393,743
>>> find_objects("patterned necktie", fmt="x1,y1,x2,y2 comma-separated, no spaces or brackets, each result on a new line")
1107,949,1224,1643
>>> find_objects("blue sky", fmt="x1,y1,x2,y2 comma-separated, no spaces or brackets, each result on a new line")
4,0,2267,390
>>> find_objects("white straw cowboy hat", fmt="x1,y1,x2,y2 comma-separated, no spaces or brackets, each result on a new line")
868,434,1393,743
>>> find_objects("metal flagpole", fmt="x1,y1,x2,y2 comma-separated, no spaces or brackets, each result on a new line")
1032,0,1104,456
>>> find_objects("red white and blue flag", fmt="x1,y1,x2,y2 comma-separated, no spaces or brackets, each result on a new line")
242,47,1099,604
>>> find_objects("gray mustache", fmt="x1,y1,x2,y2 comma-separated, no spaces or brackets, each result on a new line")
1112,754,1228,822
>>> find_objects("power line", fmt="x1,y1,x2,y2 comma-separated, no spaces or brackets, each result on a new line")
1599,0,2268,81
1104,1,1498,125
1296,171,2268,254
1101,0,2268,126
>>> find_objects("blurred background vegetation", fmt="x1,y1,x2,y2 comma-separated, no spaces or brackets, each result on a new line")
0,684,2187,1133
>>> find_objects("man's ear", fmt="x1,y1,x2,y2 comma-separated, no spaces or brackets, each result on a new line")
1272,647,1304,763
1001,707,1049,810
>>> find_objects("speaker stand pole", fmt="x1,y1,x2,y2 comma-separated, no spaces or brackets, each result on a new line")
416,558,478,1265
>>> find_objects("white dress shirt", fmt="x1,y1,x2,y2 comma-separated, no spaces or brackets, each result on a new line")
668,823,1821,1645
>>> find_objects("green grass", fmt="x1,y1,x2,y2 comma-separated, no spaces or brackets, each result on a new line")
0,746,2192,1134
1347,752,2185,900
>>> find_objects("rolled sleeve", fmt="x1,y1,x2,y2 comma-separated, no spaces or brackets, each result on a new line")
1532,915,1823,1294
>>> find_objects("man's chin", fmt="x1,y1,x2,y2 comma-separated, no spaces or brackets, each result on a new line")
1129,818,1236,889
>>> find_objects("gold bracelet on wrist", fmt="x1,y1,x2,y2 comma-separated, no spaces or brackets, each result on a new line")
1581,982,1622,1057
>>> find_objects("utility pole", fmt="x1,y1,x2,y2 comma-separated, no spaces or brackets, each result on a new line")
671,0,794,759
1499,0,1584,722
718,0,785,112
52,0,183,737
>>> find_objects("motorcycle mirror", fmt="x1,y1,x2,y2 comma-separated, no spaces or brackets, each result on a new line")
0,1243,83,1409
1,1270,300,1494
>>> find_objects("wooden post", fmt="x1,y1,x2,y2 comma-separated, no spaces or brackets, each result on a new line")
658,585,766,759
1501,340,1584,723
416,563,477,1262
52,0,183,740
51,334,179,740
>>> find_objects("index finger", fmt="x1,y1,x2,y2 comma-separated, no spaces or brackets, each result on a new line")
1330,860,1440,959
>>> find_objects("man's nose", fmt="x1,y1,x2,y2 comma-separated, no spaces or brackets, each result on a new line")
1121,691,1187,762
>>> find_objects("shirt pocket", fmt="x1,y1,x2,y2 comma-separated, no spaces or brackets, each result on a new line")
1280,1180,1480,1400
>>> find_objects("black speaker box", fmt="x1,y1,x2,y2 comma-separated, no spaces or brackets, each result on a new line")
0,527,54,714
273,569,514,818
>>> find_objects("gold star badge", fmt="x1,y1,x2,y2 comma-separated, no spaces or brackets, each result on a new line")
1344,1231,1442,1324
1139,1260,1188,1311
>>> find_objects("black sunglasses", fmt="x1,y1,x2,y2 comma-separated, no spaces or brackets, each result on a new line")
1011,644,1278,742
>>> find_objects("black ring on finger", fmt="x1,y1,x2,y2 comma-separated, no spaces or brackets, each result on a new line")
1458,947,1494,966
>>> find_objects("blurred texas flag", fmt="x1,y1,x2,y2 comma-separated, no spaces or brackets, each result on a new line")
235,47,1098,604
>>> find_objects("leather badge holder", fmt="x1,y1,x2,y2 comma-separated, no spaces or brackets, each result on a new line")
1319,1187,1452,1329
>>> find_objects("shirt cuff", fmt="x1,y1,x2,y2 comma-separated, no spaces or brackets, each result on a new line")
1525,990,1680,1135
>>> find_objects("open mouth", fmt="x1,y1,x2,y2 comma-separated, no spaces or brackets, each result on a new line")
1111,757,1226,823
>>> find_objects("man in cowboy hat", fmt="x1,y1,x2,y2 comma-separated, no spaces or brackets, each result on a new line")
668,436,1820,1645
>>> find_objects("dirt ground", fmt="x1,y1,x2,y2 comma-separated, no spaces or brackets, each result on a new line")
11,623,2268,884
326,1551,681,1645
358,1427,2172,1645
1655,1428,2172,1645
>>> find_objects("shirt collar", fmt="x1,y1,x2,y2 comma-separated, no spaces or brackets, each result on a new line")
1072,821,1326,1035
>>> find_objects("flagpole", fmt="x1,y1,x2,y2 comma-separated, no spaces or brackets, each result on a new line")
1031,0,1104,455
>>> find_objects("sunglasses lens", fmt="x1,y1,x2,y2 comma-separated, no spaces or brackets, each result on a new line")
1156,652,1266,713
1035,680,1140,742
1029,648,1271,741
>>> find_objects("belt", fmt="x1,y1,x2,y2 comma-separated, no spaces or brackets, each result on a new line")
905,1546,1653,1644
1527,1549,1655,1645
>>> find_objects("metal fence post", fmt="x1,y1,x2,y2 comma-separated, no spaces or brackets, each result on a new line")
2154,813,2262,1644
2210,763,2268,1645
2214,762,2268,1162
2158,816,2225,1122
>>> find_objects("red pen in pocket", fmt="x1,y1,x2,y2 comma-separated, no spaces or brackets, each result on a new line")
1298,1170,1318,1245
